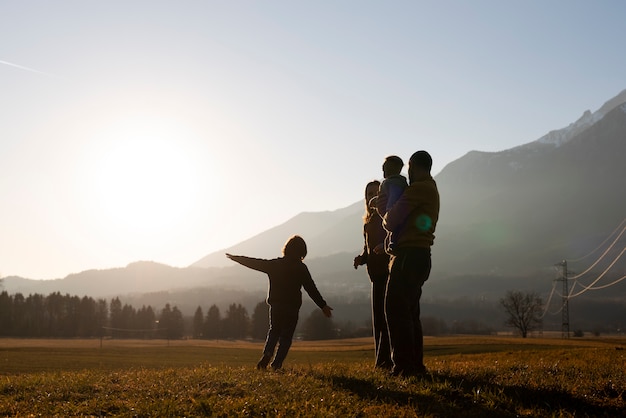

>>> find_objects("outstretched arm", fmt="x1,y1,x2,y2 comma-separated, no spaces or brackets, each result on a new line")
225,253,271,273
225,253,244,264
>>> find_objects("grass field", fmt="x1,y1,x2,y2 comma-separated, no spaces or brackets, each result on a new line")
1,336,625,417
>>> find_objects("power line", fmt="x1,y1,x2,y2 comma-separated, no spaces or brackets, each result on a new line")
555,260,571,338
539,279,558,318
567,218,626,263
545,218,625,333
102,326,166,332
566,224,625,280
568,247,626,298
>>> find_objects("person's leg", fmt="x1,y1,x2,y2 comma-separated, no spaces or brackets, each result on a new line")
372,277,391,368
409,249,431,371
386,252,415,374
386,249,430,375
270,310,299,370
258,306,280,369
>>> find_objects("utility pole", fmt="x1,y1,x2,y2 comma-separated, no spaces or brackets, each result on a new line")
556,260,571,338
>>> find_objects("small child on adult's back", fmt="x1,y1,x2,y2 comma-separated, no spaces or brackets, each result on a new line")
374,155,408,253
226,235,333,370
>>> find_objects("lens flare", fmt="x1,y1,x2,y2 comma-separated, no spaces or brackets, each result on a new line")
416,214,432,231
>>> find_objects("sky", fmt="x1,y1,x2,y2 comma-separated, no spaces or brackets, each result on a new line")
2,1,626,280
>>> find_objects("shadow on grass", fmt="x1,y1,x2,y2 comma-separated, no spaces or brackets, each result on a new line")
433,371,625,418
324,374,512,418
323,372,625,417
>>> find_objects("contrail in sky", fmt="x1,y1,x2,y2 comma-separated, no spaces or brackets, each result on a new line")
0,59,54,77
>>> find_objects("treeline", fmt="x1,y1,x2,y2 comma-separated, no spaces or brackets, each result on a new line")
0,291,185,339
1,290,534,340
0,291,342,341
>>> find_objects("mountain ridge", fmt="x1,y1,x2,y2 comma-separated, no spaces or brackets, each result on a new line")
191,200,364,268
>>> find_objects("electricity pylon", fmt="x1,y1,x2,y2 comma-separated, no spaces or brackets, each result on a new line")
555,260,573,338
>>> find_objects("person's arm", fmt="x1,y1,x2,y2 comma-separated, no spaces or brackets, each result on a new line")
385,183,405,212
301,265,333,317
353,225,368,269
383,187,416,233
375,182,390,217
225,254,271,274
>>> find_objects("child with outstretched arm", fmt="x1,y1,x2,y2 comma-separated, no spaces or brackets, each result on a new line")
226,235,333,370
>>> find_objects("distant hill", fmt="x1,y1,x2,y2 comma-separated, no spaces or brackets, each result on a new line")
2,262,219,298
191,201,364,268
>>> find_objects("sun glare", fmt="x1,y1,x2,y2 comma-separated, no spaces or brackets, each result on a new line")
89,116,198,237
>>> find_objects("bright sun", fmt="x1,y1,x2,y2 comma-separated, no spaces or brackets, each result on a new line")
90,115,198,237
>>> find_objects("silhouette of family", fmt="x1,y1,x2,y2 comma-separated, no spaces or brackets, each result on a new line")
227,150,439,376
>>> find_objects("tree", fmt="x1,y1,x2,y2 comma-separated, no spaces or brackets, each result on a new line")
0,291,12,335
222,303,249,339
169,306,185,339
77,296,97,337
500,290,543,338
25,293,46,337
136,305,157,338
192,306,204,339
250,301,269,340
46,292,68,337
301,309,335,340
120,304,137,337
12,293,27,337
158,303,185,340
95,299,108,338
204,304,221,339
109,297,123,338
63,295,81,338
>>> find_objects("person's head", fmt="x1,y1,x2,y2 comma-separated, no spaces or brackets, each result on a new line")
365,180,380,204
408,150,433,183
282,235,308,260
363,180,380,221
382,155,403,178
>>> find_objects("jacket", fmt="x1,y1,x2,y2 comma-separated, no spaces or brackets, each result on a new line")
376,174,408,216
359,211,391,279
383,174,440,250
227,255,327,312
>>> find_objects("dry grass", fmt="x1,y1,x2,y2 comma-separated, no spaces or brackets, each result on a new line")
1,336,624,417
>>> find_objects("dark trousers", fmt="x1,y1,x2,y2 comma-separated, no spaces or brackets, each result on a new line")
371,275,392,368
385,247,431,374
263,306,299,369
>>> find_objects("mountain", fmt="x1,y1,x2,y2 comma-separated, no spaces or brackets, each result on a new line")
434,90,626,276
2,262,220,298
192,200,365,268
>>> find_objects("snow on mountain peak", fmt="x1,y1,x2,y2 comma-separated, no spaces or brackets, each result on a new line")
533,90,626,149
536,109,603,148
